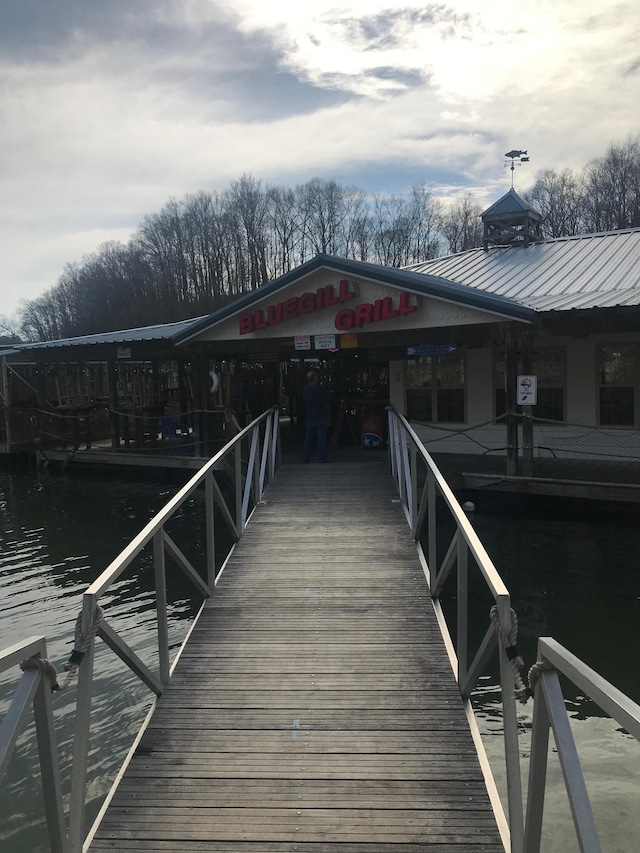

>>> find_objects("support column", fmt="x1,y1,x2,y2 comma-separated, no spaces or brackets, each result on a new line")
521,333,534,477
505,334,519,476
108,360,120,450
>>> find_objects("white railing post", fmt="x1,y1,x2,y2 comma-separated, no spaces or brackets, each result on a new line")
33,671,68,853
235,440,243,533
427,470,436,575
497,597,524,853
456,537,469,686
523,675,551,853
409,439,418,534
205,472,216,588
67,595,98,853
153,530,170,685
388,410,397,479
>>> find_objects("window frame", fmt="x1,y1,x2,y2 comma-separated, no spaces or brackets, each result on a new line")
406,351,466,424
597,343,639,427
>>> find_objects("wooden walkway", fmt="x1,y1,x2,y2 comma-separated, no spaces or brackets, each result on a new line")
91,461,504,852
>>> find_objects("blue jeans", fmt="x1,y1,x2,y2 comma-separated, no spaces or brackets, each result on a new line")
303,419,328,463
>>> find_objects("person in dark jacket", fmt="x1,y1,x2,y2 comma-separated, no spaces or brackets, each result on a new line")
302,370,329,463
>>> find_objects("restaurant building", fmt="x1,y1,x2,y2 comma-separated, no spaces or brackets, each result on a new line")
2,189,640,487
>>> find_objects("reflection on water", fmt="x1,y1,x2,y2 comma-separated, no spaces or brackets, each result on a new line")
1,469,639,851
0,466,202,853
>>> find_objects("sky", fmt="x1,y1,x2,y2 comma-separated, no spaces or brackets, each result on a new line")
1,0,639,320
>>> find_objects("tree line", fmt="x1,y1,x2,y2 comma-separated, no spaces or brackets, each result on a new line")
15,134,640,342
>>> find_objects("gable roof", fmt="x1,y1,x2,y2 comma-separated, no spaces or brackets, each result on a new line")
481,188,542,221
405,229,640,312
173,253,534,345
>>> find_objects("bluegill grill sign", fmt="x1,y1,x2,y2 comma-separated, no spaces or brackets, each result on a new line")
238,280,417,335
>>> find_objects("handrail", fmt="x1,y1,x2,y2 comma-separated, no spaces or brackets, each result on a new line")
386,406,640,853
0,406,280,853
0,637,67,853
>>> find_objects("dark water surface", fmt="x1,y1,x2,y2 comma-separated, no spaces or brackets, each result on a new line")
1,466,639,852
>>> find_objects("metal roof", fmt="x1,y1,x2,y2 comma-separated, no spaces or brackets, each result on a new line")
16,316,207,353
174,253,534,344
404,229,640,312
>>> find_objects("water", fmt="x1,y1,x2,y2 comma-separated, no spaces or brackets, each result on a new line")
1,467,639,851
454,496,640,853
0,465,202,852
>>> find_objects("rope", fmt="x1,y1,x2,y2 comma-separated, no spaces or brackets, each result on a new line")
489,605,531,704
526,658,556,696
19,605,103,692
19,657,60,692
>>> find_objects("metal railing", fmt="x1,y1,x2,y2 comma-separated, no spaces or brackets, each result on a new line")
0,638,66,853
387,406,640,853
0,406,279,853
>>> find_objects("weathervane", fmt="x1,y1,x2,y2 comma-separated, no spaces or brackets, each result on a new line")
504,149,530,188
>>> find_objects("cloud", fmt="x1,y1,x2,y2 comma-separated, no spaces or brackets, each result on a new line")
0,0,639,316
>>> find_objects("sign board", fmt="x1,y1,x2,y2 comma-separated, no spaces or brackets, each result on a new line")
117,346,132,359
517,374,538,405
295,336,311,351
314,334,336,350
340,333,358,348
407,344,457,356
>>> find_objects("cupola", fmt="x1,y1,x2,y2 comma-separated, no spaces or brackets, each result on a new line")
481,188,543,250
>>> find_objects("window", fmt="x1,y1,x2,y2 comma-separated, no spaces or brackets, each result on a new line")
598,345,638,426
495,346,565,422
406,352,465,423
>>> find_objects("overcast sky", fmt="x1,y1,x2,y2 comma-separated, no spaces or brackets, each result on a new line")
1,0,639,318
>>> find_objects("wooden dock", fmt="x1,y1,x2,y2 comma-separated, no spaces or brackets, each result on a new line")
91,460,504,851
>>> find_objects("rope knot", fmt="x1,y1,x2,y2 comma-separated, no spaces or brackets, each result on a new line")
20,657,60,692
527,658,556,697
38,604,105,692
489,604,530,704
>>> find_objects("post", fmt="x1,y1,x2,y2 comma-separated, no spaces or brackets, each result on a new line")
235,441,243,534
521,334,534,477
67,596,98,853
456,538,469,686
505,334,519,477
409,440,418,534
153,530,170,685
107,360,120,450
1,357,11,448
427,470,437,578
205,472,216,589
33,670,67,853
497,596,524,852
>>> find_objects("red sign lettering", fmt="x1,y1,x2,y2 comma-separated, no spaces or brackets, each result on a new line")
334,292,416,331
238,284,416,335
239,280,358,334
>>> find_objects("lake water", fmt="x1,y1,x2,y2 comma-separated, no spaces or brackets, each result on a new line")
1,464,639,852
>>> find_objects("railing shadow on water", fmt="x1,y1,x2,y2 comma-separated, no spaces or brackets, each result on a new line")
386,406,640,853
0,406,280,853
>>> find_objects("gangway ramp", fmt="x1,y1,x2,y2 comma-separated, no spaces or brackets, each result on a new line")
91,461,503,851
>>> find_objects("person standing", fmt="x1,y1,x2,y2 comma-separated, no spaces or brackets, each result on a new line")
302,370,329,463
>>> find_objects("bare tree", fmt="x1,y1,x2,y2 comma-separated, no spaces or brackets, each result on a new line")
524,168,584,237
441,193,483,254
582,135,640,232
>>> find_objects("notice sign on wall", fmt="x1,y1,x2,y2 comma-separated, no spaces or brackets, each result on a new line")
340,333,358,348
295,336,311,350
516,374,538,405
314,334,336,350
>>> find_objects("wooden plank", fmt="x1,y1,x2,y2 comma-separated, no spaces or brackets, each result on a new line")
91,462,502,851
